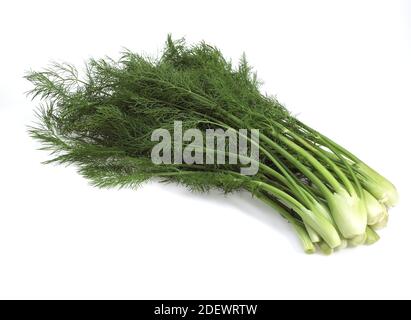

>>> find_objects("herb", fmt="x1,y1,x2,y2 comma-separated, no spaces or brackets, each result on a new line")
26,36,398,254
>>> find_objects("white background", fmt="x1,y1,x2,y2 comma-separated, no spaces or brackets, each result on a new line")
0,0,410,299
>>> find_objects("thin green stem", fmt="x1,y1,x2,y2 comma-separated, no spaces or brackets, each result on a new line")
278,126,355,195
211,110,335,202
275,133,344,193
259,134,333,201
255,192,315,254
296,120,361,163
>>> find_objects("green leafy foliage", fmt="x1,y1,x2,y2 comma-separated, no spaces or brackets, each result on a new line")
27,35,398,254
